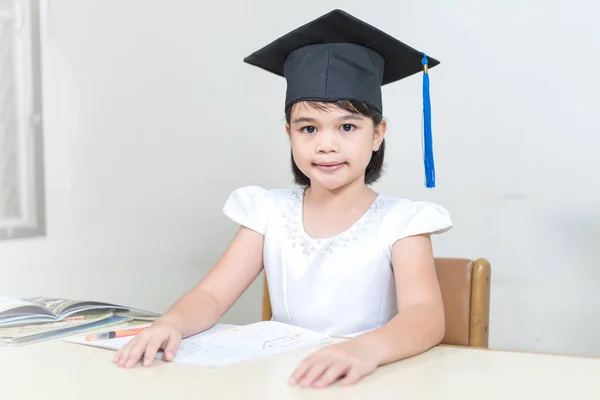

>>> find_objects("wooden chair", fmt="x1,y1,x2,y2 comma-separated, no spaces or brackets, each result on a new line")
261,257,491,348
434,257,491,348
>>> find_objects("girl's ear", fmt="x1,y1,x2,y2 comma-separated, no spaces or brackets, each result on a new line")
286,124,291,138
373,120,387,151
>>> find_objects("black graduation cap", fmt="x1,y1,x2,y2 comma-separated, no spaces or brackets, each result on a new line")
243,9,439,188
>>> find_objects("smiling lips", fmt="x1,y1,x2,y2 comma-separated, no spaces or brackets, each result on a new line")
313,162,346,172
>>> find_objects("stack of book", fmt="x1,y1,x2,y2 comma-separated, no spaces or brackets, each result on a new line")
0,296,159,346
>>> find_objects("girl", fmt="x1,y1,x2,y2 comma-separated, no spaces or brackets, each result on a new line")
113,9,453,388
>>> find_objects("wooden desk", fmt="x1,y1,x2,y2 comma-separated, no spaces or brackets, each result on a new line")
1,342,599,399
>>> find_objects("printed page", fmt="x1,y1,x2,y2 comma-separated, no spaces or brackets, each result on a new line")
0,297,32,313
24,297,133,319
171,321,331,368
65,323,238,351
6,315,131,347
25,297,79,316
66,321,332,368
0,312,114,339
0,297,50,318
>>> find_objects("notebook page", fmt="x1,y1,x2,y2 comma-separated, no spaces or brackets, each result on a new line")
65,321,332,368
171,321,332,368
65,323,237,351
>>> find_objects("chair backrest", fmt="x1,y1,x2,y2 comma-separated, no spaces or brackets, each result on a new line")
261,257,491,348
435,257,491,348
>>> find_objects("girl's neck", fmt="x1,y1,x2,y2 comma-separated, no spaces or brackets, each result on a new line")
300,179,379,240
304,180,378,212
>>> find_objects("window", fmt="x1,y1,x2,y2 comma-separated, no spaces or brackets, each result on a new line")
0,0,44,240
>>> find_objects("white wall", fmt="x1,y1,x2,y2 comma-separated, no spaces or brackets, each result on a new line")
1,0,599,356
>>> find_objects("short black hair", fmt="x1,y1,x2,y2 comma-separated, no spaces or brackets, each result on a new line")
285,100,385,187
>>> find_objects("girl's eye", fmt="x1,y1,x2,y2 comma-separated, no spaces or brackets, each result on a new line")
301,126,317,134
340,124,356,132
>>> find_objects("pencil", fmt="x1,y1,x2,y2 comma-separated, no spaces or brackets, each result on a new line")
85,327,147,341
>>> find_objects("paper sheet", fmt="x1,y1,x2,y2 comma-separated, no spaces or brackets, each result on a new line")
66,321,332,368
0,297,33,314
171,322,332,368
65,323,237,353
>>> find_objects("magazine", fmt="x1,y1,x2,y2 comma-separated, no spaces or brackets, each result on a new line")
0,296,159,327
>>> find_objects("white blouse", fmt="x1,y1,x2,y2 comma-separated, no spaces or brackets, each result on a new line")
222,186,453,337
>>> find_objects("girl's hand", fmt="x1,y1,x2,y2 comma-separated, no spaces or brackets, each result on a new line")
288,339,380,388
112,318,182,368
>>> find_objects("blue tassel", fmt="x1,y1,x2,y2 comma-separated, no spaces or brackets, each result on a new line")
422,54,435,188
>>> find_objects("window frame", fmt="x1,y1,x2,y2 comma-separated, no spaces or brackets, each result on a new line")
0,0,45,241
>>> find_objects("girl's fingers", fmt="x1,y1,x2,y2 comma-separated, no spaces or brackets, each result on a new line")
162,335,181,361
312,362,351,388
122,336,150,368
116,346,133,367
289,356,315,385
113,337,136,364
142,335,167,367
340,367,362,386
112,325,181,368
113,347,125,363
289,359,311,385
115,340,135,366
298,362,330,388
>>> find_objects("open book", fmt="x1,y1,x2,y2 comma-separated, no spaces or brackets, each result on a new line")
66,320,333,368
0,296,159,327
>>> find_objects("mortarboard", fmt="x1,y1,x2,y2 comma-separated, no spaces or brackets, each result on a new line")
243,9,439,188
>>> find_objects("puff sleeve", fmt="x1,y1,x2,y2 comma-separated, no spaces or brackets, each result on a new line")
384,200,453,247
222,186,271,235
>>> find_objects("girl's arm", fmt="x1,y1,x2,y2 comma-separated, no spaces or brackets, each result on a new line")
160,225,266,338
351,233,446,364
289,233,445,387
114,225,264,367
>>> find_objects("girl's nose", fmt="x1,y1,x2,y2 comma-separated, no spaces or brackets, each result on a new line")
315,130,338,153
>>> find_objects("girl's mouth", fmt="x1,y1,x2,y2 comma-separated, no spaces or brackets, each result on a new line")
313,162,346,172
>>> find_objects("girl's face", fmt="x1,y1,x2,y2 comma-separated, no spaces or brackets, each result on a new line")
286,102,386,191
